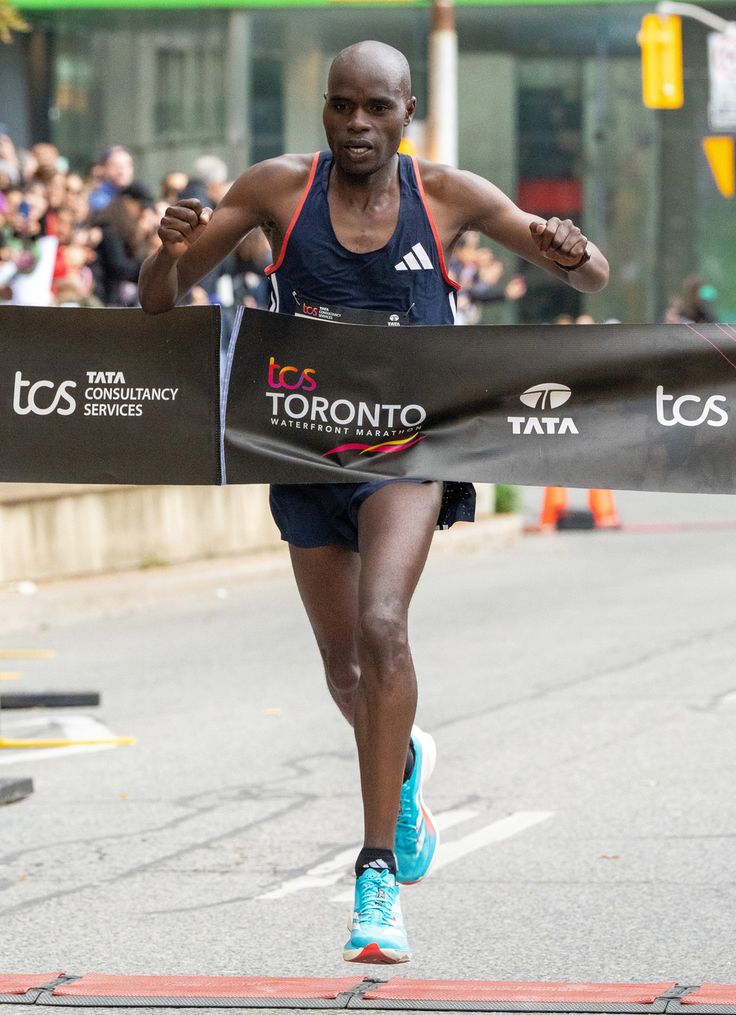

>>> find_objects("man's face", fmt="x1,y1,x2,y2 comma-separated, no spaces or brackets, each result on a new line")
105,150,134,188
323,63,414,177
32,143,59,169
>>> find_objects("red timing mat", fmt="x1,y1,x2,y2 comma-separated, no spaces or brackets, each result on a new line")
5,974,736,1011
52,973,365,998
360,981,677,1004
683,985,736,1006
0,973,62,994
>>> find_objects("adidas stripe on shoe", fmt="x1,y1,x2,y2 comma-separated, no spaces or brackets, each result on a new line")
394,725,439,885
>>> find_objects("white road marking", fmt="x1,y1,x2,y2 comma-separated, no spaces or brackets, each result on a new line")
0,714,118,765
330,810,554,903
258,808,478,901
429,810,554,872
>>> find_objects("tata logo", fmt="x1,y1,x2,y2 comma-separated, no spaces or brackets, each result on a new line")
267,356,317,392
508,381,578,435
519,382,572,411
656,386,728,428
13,372,77,416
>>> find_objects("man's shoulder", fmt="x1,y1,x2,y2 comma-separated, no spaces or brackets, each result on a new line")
413,159,505,218
236,152,319,193
413,159,475,203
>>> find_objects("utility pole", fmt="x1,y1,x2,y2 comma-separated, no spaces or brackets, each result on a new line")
428,0,458,166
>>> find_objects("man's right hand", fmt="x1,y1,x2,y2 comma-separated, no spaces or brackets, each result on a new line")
157,199,213,259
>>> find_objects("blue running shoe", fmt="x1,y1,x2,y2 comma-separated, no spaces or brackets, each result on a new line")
343,868,411,964
395,725,439,885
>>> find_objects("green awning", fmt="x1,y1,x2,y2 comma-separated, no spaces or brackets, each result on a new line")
17,0,693,9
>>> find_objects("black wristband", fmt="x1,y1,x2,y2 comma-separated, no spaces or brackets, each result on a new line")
554,248,591,272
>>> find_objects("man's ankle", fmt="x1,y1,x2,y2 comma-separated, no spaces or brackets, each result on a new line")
355,847,396,878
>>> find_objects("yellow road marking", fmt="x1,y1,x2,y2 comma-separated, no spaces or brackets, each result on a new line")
0,736,136,749
0,650,56,660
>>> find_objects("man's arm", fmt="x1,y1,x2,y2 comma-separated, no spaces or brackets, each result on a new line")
422,164,609,294
138,155,310,314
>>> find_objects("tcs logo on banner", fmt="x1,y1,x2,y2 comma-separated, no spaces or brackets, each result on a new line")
13,372,77,415
656,385,728,428
267,357,317,392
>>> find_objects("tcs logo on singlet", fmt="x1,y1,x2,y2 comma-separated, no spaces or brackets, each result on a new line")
267,357,317,392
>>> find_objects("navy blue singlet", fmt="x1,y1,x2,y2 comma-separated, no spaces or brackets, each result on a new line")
267,150,475,551
265,151,459,326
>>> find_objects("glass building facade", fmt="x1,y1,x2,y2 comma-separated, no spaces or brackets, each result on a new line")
4,1,735,323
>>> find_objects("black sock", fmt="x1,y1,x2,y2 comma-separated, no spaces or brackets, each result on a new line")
403,739,415,783
355,847,396,878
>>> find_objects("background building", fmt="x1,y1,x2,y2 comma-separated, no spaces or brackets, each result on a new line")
2,0,735,323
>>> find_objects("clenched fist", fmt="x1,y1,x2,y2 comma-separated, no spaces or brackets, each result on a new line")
530,218,590,270
157,199,213,258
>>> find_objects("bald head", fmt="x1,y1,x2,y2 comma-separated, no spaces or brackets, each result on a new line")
328,41,412,101
323,40,415,177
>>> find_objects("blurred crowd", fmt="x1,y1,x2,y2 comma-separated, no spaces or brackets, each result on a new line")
0,131,721,326
0,133,270,311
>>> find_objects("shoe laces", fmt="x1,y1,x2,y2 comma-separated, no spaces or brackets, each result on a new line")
356,869,398,926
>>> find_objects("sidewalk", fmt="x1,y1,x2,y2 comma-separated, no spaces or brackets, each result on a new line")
0,513,522,638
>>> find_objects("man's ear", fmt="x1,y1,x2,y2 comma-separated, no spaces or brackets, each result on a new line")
405,97,417,126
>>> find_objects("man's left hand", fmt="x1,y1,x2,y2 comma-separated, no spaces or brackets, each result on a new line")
529,218,589,268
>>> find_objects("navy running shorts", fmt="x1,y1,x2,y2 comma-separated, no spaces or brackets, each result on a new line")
269,480,476,553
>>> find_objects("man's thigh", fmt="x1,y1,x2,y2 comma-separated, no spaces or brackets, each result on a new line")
357,481,442,612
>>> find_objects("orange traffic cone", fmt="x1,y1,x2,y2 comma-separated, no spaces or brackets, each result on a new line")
539,486,569,531
588,488,620,529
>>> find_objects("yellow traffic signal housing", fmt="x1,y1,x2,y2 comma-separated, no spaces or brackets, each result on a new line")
638,14,684,109
702,136,735,197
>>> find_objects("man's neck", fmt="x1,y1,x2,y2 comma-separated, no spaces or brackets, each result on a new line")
329,154,400,206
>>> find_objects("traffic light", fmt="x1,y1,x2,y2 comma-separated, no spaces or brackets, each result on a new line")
637,14,684,109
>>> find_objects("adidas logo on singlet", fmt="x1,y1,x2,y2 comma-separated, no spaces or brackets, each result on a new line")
394,243,434,272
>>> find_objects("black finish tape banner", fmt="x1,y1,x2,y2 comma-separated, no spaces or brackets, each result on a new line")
3,304,736,493
0,306,220,484
223,309,736,494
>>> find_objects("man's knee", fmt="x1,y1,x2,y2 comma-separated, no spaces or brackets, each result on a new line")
318,642,360,696
356,607,410,675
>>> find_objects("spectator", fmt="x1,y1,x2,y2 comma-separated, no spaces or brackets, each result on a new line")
448,231,526,323
469,247,527,305
31,142,61,173
88,145,135,212
92,181,156,305
0,160,20,197
161,171,188,204
192,154,229,206
681,276,718,324
233,228,271,309
0,132,21,189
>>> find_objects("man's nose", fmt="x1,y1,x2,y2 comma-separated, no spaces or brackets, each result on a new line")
346,108,370,131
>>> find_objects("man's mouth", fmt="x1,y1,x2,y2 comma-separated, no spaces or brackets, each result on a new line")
344,142,373,157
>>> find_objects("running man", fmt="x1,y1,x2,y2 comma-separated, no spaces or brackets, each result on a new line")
139,40,609,964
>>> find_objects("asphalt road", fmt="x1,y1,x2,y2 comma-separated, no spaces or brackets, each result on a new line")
1,488,736,1011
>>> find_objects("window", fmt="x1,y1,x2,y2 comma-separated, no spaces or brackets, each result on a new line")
154,44,225,142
